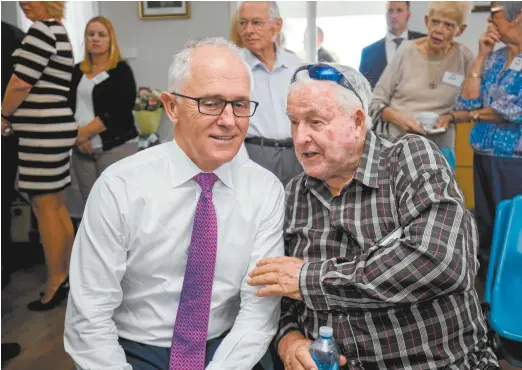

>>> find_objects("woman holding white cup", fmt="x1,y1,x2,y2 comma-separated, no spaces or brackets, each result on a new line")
370,1,475,170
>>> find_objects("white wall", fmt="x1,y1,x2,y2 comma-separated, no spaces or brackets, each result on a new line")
1,1,18,26
408,2,489,55
99,1,231,90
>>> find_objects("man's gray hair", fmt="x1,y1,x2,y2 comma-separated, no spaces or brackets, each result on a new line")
503,1,522,21
289,64,374,130
167,37,254,94
238,1,281,19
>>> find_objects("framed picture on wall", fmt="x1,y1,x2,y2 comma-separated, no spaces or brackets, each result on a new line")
472,1,491,12
138,1,191,20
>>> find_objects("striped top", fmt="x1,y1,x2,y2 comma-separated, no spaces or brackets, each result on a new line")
277,131,498,369
10,19,77,194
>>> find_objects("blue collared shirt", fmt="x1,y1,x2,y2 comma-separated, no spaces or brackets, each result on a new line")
240,44,302,140
456,47,522,158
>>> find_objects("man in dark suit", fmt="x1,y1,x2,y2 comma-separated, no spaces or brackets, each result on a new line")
359,1,424,89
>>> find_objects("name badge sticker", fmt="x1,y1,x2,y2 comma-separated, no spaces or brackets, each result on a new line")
442,71,464,87
93,71,110,85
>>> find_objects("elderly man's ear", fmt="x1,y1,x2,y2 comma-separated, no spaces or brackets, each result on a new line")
355,109,366,128
161,92,179,124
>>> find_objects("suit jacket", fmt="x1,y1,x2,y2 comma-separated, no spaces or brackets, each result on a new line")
318,47,336,63
359,30,425,89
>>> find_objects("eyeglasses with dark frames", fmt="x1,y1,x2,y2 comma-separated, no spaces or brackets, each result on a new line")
291,64,365,110
169,92,259,117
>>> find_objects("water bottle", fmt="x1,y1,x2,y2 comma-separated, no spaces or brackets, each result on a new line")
310,326,341,370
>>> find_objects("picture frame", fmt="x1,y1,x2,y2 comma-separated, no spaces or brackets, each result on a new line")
472,1,491,13
138,1,191,20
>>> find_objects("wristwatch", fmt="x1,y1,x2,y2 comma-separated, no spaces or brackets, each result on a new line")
469,111,480,122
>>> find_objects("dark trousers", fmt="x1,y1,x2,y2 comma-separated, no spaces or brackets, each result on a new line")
118,335,270,370
473,153,522,269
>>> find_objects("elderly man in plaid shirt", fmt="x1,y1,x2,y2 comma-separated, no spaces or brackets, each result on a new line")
248,63,498,370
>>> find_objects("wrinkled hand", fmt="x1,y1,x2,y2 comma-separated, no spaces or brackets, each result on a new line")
396,114,425,135
279,332,347,370
2,116,13,136
248,256,304,300
434,114,452,130
77,139,93,155
479,24,500,57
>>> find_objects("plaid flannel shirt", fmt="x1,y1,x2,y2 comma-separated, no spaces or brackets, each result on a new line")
277,131,498,369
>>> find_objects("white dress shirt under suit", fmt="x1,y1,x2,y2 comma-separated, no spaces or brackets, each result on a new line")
64,139,285,370
241,44,302,140
385,29,408,64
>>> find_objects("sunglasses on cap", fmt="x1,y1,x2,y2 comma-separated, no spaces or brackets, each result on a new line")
290,64,365,110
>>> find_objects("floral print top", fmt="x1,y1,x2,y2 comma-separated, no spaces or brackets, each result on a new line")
456,47,522,158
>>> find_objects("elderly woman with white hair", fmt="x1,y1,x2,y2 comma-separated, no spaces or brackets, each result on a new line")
370,1,475,170
455,1,522,274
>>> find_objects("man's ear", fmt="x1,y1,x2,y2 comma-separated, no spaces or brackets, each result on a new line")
273,18,283,38
424,14,430,29
456,24,467,38
161,92,179,124
355,108,366,128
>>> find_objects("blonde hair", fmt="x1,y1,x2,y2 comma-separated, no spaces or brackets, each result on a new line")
80,16,124,73
229,10,244,48
428,1,472,26
42,1,65,20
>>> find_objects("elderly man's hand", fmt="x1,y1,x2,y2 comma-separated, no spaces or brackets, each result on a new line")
279,331,348,370
248,256,304,300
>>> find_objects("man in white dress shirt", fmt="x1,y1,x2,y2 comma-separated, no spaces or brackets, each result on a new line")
64,38,285,370
238,1,303,185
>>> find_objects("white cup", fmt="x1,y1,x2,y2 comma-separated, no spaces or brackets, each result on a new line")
415,111,439,131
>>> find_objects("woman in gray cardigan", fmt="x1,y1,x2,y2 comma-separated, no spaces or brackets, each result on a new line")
370,1,474,170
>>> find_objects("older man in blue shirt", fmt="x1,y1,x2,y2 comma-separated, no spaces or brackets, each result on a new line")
238,1,303,185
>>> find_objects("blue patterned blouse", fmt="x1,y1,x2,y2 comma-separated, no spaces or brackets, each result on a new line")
456,47,522,158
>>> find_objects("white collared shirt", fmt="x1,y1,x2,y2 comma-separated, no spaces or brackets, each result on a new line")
385,29,409,64
64,138,285,370
240,44,302,140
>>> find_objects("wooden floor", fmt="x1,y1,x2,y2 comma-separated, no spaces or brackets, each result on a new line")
1,264,74,370
1,265,519,370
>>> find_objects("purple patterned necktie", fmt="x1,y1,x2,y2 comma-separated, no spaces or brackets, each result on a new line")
169,173,219,370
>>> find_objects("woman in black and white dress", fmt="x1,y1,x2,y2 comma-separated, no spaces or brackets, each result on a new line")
1,1,76,311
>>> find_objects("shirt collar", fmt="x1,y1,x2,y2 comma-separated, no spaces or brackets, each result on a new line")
352,130,381,189
243,42,291,71
303,130,381,193
167,138,234,189
386,29,408,42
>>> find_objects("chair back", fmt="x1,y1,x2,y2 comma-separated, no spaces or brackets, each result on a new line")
484,195,522,342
